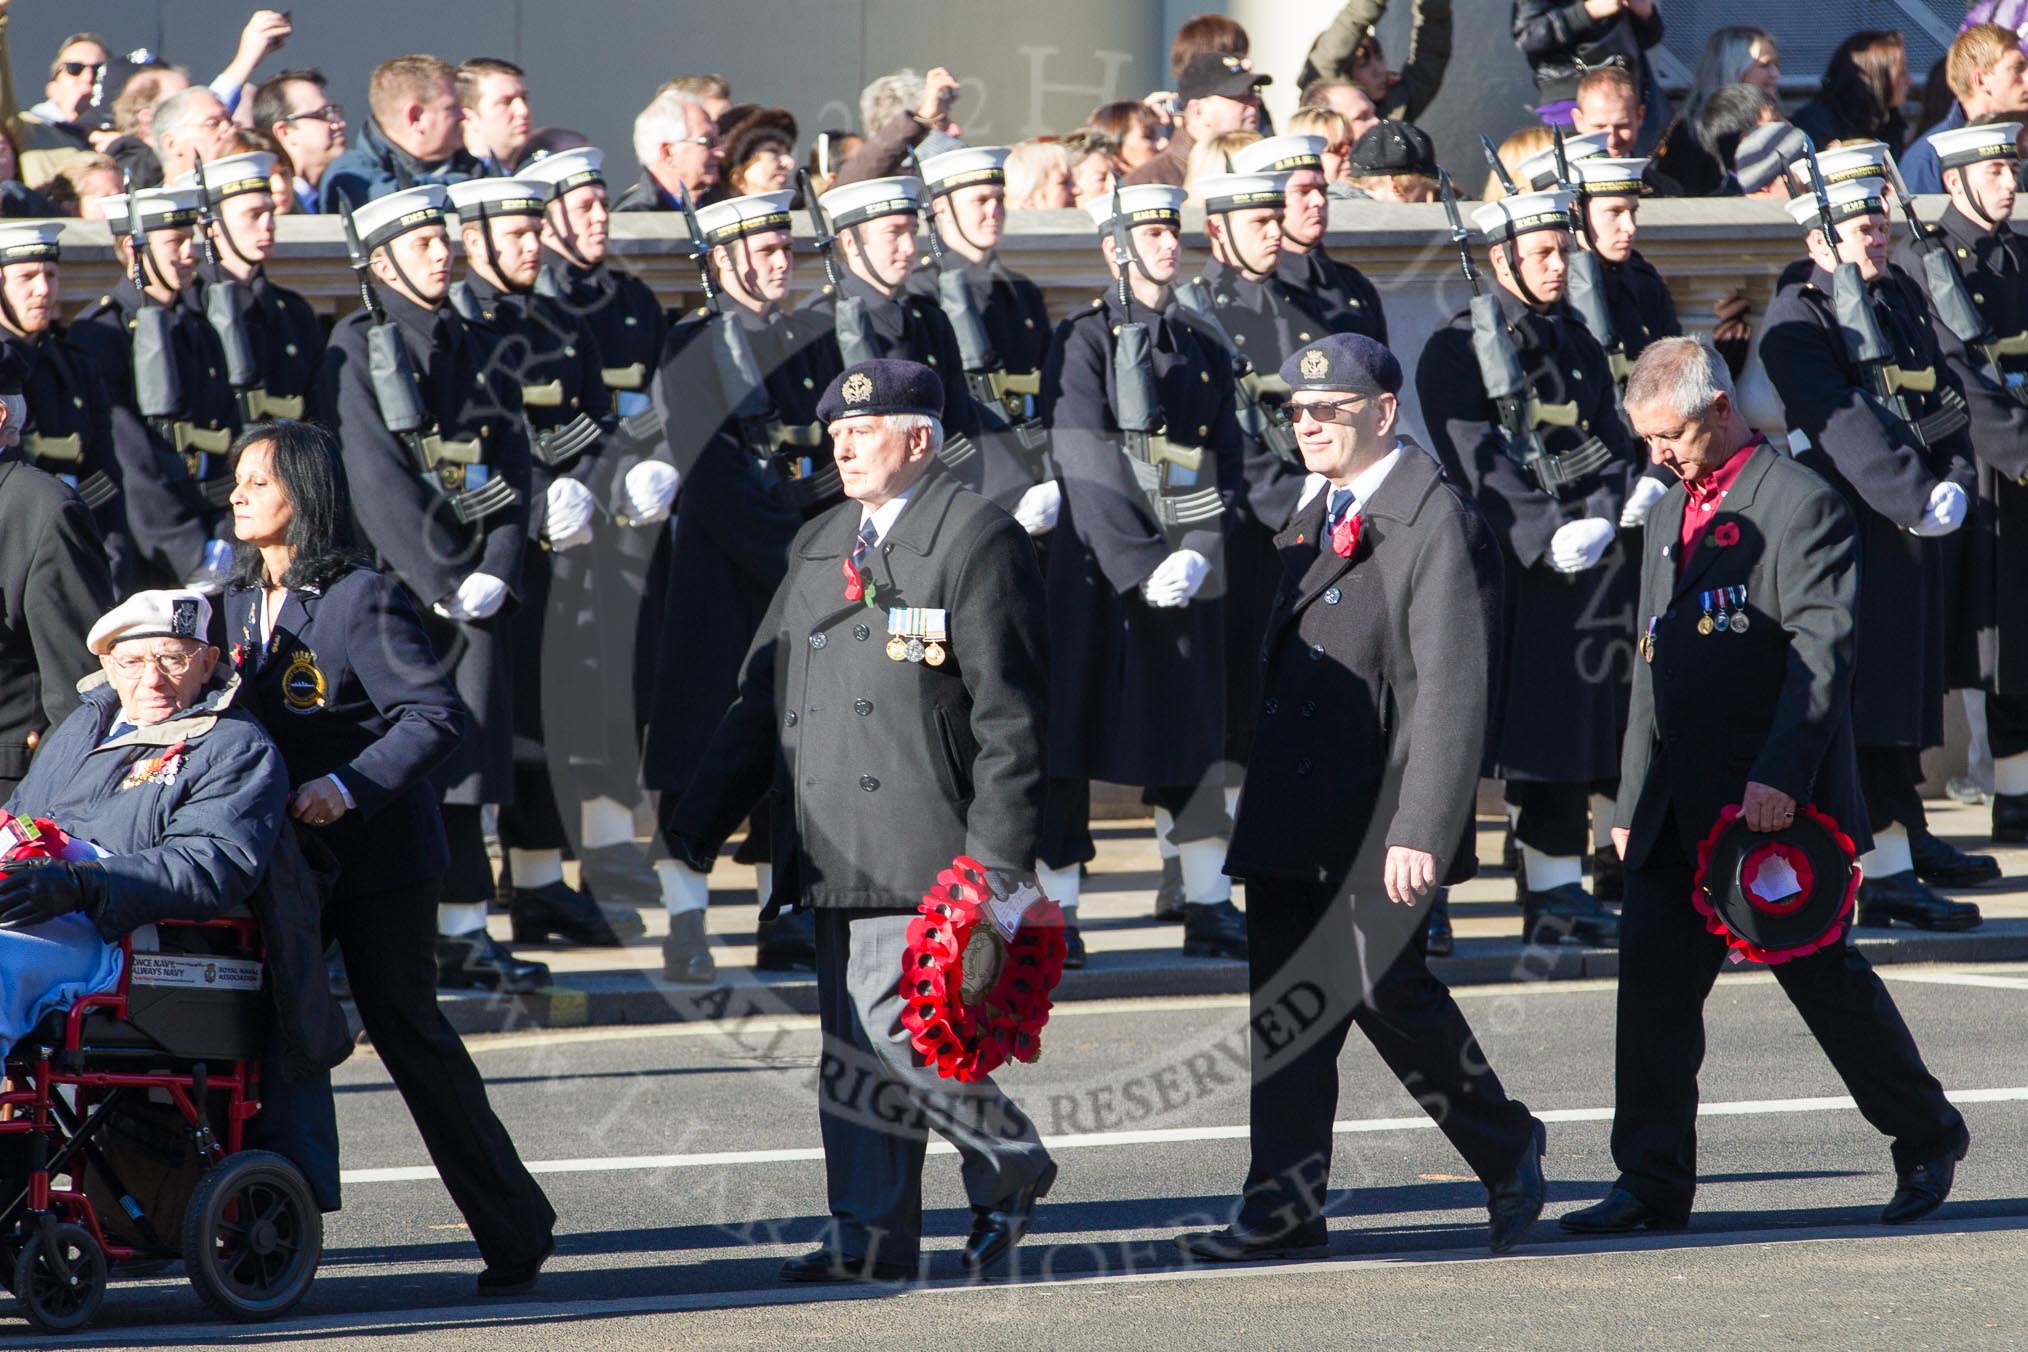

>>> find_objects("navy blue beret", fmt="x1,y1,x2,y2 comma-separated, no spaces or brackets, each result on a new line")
817,359,945,424
1279,333,1402,396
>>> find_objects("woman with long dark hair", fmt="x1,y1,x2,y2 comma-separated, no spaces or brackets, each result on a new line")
1654,26,1782,195
1793,30,1912,150
225,420,557,1295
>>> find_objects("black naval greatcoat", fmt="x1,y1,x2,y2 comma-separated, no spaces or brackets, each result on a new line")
905,249,1055,510
312,288,532,806
1895,206,2028,698
69,280,241,589
1759,263,1975,749
3,326,126,586
1276,242,1389,347
1602,247,1681,368
1040,290,1245,789
667,462,1049,910
192,269,328,423
1417,283,1637,785
641,300,840,799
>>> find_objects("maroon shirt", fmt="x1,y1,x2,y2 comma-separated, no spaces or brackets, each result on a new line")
1676,437,1760,577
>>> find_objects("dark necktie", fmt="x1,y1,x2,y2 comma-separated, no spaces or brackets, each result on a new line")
853,519,879,573
1325,488,1353,535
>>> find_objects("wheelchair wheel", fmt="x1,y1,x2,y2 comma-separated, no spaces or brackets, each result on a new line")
14,1222,108,1333
180,1151,321,1322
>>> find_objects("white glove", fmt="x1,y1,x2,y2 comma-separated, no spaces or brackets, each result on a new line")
1912,480,1968,537
434,572,510,622
544,477,596,550
1619,475,1670,528
1140,549,1211,608
1548,517,1617,574
623,460,681,525
183,538,235,595
1011,480,1061,535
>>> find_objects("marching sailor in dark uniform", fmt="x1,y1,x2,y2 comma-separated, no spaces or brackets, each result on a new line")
0,223,126,586
907,146,1062,528
1563,337,1971,1236
1038,183,1249,962
1241,134,1388,346
666,359,1058,1283
1894,121,2028,848
520,147,673,913
181,152,327,427
1759,145,1989,930
1417,185,1637,946
70,187,241,594
311,184,548,993
641,188,839,980
443,175,644,953
1176,334,1547,1263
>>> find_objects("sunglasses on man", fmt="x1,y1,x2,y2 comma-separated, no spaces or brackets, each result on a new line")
59,61,106,77
1272,395,1372,428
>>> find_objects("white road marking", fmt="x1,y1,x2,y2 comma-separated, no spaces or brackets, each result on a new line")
1877,970,2028,991
337,1085,2028,1185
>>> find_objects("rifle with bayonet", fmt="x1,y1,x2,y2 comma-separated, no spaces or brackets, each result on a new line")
1541,127,1628,383
125,186,184,427
800,167,876,365
1170,272,1302,465
1881,150,2026,406
190,152,263,416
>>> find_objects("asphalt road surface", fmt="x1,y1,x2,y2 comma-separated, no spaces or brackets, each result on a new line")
14,963,2028,1349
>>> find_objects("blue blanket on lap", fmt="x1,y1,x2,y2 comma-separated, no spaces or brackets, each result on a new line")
0,915,122,1058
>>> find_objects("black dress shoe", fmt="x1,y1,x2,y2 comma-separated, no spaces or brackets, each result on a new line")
1154,855,1186,922
1521,883,1620,948
1182,898,1248,959
1882,1141,1968,1224
1591,845,1624,903
507,879,647,946
1994,792,2028,845
1425,888,1455,958
1910,827,2003,888
779,1248,913,1283
1487,1120,1547,1254
577,843,662,907
1061,924,1087,969
1558,1186,1687,1235
477,1235,553,1296
1856,871,1984,931
755,908,819,971
963,1161,1057,1275
661,908,717,984
1175,1224,1329,1262
436,929,550,993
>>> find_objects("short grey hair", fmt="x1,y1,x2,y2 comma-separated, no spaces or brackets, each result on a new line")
633,88,702,169
886,411,945,456
152,86,222,150
860,69,924,137
1624,335,1734,419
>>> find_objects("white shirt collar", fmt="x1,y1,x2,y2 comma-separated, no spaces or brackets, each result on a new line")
1333,441,1404,516
857,486,916,544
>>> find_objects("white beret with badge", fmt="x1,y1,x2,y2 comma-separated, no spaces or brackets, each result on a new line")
88,590,213,656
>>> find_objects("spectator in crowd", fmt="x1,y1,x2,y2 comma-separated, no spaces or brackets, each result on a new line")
1791,30,1911,151
1063,128,1116,207
103,65,189,189
1898,24,2028,194
152,85,236,185
1482,125,1551,201
41,151,119,216
1169,12,1250,83
1299,77,1380,148
719,105,797,197
1298,0,1454,123
1913,57,1958,145
1346,119,1439,202
1572,65,1682,193
1655,26,1781,196
1513,0,1666,138
664,72,732,123
322,55,479,209
828,66,963,188
803,128,861,198
207,9,293,115
1286,105,1355,187
0,128,55,216
22,31,107,140
1182,129,1260,202
1089,99,1168,175
1004,138,1073,210
615,84,722,209
1695,84,1780,195
458,58,533,174
253,69,347,214
1126,50,1267,187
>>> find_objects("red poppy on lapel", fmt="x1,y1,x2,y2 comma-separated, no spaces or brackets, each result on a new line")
842,555,864,603
1331,512,1362,559
1710,520,1741,547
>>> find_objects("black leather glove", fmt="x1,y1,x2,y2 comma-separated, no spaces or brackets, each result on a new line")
0,859,102,927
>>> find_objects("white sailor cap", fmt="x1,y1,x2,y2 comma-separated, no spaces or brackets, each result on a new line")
1193,170,1289,214
693,189,795,244
447,177,549,222
1086,183,1186,233
98,187,201,237
87,589,213,656
1792,140,1888,189
1928,122,2022,173
1231,134,1325,176
919,145,1010,197
1472,189,1574,243
1571,157,1650,197
351,185,450,252
819,175,921,230
520,146,606,200
1785,177,1887,229
0,221,62,265
1516,132,1609,191
193,152,276,201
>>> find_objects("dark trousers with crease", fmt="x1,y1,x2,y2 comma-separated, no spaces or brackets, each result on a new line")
1611,817,1969,1217
330,874,555,1267
1236,878,1537,1239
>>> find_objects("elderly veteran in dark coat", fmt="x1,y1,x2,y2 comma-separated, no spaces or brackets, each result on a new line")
1176,335,1546,1263
1561,338,1971,1238
667,359,1058,1284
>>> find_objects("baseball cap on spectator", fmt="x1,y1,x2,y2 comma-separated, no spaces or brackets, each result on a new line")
1179,53,1270,105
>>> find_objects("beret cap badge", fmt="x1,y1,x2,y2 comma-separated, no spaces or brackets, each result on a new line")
1300,349,1330,380
842,372,874,404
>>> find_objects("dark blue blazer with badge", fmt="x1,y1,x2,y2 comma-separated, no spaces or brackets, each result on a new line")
227,566,466,891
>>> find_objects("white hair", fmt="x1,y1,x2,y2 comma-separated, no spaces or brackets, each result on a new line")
0,393,23,446
633,88,702,170
1624,335,1734,418
887,411,945,456
152,85,220,150
859,69,924,137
